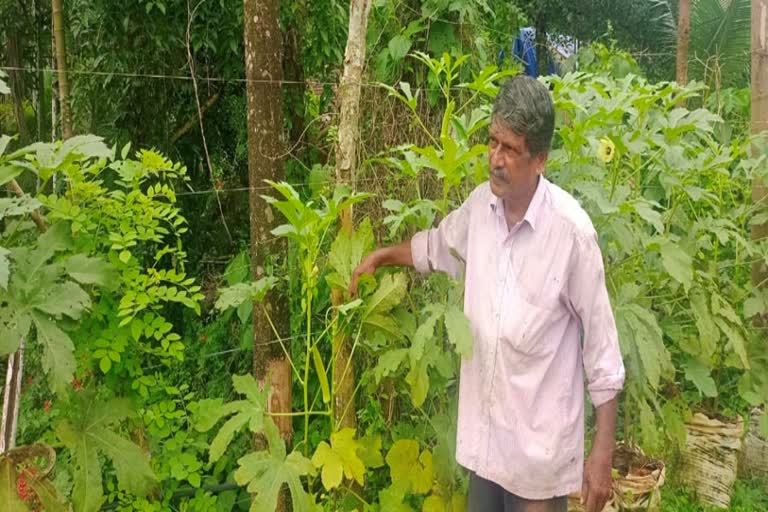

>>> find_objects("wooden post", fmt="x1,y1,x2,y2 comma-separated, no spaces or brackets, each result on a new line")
676,0,691,85
51,0,73,139
752,0,768,288
332,0,373,431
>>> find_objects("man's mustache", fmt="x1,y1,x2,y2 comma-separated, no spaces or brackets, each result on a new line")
491,167,508,183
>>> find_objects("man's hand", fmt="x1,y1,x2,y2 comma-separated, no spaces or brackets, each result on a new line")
348,241,414,296
581,444,613,512
348,251,380,297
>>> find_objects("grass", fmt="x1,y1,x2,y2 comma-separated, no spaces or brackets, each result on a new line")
661,478,768,511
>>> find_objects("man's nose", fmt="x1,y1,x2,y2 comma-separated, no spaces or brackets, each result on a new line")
489,145,502,168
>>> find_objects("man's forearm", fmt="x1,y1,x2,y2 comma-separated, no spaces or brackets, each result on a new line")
592,396,619,454
372,240,414,268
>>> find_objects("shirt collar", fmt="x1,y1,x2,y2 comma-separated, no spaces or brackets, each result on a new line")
490,176,548,231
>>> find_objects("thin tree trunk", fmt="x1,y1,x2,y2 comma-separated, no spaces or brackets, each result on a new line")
35,0,46,141
751,0,768,292
284,26,306,157
51,0,73,139
676,0,691,85
332,0,373,431
534,15,548,77
244,0,292,444
6,30,29,142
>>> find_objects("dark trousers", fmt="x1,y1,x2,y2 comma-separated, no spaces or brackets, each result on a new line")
467,472,567,512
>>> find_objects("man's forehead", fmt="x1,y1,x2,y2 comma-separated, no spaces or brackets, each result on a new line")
490,122,527,147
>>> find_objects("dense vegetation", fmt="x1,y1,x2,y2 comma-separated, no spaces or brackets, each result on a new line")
0,1,764,511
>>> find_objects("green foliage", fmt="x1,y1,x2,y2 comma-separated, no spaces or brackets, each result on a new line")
55,394,155,512
0,220,112,393
234,421,316,512
690,0,751,88
310,427,366,490
195,374,271,463
546,69,768,448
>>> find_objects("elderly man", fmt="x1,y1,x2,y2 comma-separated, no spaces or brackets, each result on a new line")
350,76,625,512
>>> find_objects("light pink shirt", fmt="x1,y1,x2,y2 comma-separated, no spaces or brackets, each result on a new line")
411,177,625,500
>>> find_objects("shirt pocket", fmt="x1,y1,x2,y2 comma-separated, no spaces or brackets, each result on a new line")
510,243,567,311
498,291,561,357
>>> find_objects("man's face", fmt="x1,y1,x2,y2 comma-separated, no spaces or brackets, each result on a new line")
488,120,547,200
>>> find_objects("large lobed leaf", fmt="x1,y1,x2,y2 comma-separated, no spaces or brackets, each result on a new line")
234,421,315,512
310,428,365,490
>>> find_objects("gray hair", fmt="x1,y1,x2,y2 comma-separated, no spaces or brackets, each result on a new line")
492,76,555,157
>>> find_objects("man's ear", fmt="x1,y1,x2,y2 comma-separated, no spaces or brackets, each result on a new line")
534,152,549,175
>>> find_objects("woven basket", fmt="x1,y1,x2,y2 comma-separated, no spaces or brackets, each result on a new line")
567,444,665,512
680,412,744,509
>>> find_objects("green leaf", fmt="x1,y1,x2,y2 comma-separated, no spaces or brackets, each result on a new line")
0,458,26,511
327,219,374,291
36,222,73,259
205,375,270,463
0,306,30,354
215,277,277,311
684,358,717,397
57,421,103,512
311,345,331,404
362,273,408,340
224,251,250,285
423,495,446,512
32,313,76,395
444,304,473,359
0,247,9,290
620,305,673,389
373,348,409,382
660,241,693,291
406,357,430,407
34,281,91,320
633,201,664,234
56,395,152,512
234,422,314,512
0,196,42,220
712,317,750,369
386,440,433,494
364,273,407,316
388,35,412,61
100,357,112,373
65,254,116,286
690,288,719,358
310,428,365,490
357,434,384,469
89,428,154,496
379,480,414,512
0,164,24,187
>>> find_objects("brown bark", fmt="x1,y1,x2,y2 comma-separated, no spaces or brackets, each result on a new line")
283,26,306,155
676,0,691,86
5,30,29,142
332,0,373,431
751,0,768,289
244,0,292,442
52,0,73,139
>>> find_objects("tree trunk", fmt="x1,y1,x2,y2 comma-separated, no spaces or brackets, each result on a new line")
283,25,306,157
751,0,768,291
244,0,292,444
51,0,73,139
332,0,373,431
676,0,691,85
6,29,29,142
534,14,548,77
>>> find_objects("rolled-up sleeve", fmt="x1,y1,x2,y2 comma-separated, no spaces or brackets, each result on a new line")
411,195,474,279
567,229,625,407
